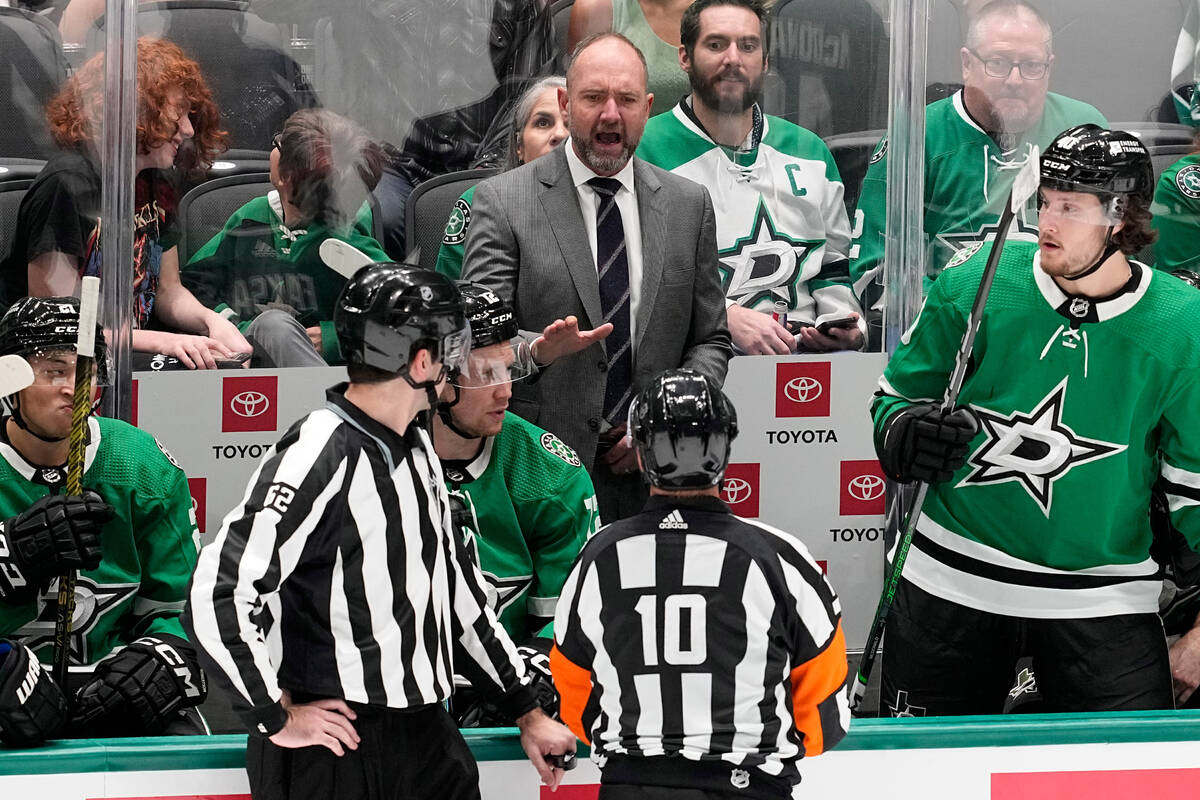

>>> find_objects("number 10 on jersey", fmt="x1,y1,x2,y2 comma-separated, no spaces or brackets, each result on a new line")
634,594,708,666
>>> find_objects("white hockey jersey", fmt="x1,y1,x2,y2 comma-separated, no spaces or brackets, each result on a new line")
637,102,861,329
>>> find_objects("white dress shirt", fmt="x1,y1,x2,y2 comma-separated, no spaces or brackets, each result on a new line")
564,139,644,352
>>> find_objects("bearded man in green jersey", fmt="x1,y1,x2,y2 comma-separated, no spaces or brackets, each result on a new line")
872,125,1200,716
435,283,601,726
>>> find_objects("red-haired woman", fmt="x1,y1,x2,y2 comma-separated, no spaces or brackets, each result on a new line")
0,37,251,369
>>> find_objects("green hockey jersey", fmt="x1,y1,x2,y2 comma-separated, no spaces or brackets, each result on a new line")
0,416,200,667
435,185,477,281
183,191,389,364
872,241,1200,618
637,103,861,327
442,412,599,641
850,91,1106,311
1151,152,1200,272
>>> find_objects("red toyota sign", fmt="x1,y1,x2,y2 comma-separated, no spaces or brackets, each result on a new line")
840,459,886,516
775,361,831,418
721,463,760,518
221,376,278,433
188,477,207,534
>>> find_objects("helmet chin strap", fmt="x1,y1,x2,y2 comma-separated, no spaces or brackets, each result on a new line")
6,397,68,443
1061,225,1120,282
435,383,483,441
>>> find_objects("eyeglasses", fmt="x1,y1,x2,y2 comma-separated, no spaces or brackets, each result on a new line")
271,133,283,151
967,48,1050,80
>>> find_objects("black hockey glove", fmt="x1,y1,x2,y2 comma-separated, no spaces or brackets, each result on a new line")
451,638,559,727
516,638,559,719
0,639,68,747
0,491,111,597
72,634,207,737
878,403,979,484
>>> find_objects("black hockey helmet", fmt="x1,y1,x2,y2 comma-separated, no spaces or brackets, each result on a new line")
458,282,518,349
0,296,109,386
334,263,470,383
1172,269,1200,290
1039,124,1154,204
629,369,738,490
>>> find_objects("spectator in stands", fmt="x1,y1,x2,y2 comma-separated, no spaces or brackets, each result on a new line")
637,0,864,355
436,76,568,280
568,0,692,116
461,33,731,523
0,37,251,370
183,109,388,368
1151,130,1200,272
249,0,560,259
850,0,1106,326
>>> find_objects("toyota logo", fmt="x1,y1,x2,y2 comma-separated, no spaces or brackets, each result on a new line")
784,376,823,404
848,474,885,501
722,477,753,505
230,391,270,418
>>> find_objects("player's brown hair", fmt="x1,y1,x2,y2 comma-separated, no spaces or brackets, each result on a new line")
1112,196,1157,255
46,37,227,172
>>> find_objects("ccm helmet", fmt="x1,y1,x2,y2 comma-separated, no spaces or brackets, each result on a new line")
0,296,109,440
1040,124,1153,203
628,369,738,490
335,263,469,386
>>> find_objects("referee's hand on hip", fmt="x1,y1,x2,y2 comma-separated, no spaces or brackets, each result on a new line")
269,690,361,756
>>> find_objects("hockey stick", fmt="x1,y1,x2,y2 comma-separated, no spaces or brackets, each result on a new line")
52,275,100,688
849,148,1041,714
0,355,34,397
319,238,376,279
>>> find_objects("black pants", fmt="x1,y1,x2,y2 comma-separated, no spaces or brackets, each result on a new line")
881,580,1174,716
246,702,479,800
601,787,777,800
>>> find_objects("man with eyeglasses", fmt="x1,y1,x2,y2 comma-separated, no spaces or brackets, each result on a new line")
433,283,600,728
850,0,1106,332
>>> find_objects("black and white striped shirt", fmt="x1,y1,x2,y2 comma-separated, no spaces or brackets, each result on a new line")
550,495,850,787
187,384,536,736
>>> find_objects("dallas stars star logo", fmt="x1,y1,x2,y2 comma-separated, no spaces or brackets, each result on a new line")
935,210,1040,265
480,571,532,616
15,576,138,664
718,199,819,309
958,377,1126,516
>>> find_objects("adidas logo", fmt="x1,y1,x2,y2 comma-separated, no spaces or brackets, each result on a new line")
659,510,688,530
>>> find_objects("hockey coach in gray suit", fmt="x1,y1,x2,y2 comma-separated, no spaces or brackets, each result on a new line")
463,32,730,523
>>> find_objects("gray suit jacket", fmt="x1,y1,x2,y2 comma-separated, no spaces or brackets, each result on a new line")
462,145,731,469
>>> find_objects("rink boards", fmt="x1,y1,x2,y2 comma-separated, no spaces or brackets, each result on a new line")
2,712,1199,797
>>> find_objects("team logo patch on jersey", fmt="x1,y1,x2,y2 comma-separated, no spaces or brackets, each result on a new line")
1176,164,1200,199
16,576,138,664
959,377,1127,516
155,438,183,470
442,198,472,245
868,137,888,165
718,199,819,310
1068,298,1090,318
540,432,581,467
944,241,983,270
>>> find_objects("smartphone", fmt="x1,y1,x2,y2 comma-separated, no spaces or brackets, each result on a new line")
215,351,252,369
816,316,858,335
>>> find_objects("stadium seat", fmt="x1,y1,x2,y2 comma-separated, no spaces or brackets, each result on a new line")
0,8,69,160
550,0,574,60
822,129,884,215
177,172,272,263
0,179,34,276
404,168,500,272
88,0,317,152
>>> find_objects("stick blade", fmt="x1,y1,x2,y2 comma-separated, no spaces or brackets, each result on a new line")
0,355,34,396
1011,145,1041,213
319,239,376,279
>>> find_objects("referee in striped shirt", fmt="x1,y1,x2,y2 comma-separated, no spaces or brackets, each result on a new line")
187,264,576,799
551,370,850,799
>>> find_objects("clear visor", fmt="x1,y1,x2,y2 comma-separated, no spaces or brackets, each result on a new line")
24,348,111,388
440,322,472,377
1037,191,1124,227
450,340,536,388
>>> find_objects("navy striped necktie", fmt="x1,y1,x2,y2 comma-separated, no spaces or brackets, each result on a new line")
588,177,633,425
